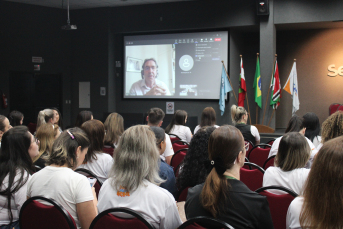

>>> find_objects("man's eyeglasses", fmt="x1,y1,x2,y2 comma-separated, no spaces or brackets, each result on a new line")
144,66,156,71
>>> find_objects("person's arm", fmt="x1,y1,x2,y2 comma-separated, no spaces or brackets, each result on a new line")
165,155,172,165
76,200,97,229
257,198,274,229
163,134,174,165
185,127,192,143
251,126,260,145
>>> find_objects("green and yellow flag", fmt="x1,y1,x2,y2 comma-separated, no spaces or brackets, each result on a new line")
253,56,262,108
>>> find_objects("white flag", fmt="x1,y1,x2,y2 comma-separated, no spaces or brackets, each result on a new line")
283,62,299,115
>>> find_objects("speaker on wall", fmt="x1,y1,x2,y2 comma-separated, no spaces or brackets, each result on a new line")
256,0,269,15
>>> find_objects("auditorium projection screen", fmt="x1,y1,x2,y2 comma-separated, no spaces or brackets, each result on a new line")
124,31,228,100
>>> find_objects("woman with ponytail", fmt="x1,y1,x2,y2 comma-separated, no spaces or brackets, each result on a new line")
36,109,56,130
185,125,273,229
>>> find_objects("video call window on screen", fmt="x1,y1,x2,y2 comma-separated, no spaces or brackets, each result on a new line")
123,31,228,100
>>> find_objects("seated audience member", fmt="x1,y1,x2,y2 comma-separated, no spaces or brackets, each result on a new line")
150,126,177,197
0,126,38,229
103,112,124,149
8,110,24,127
79,120,113,183
97,125,182,229
176,126,216,192
194,107,219,134
75,110,93,128
147,108,174,165
231,105,260,145
27,128,98,229
165,110,192,143
269,115,316,158
185,125,274,229
263,132,310,195
51,108,63,132
286,136,343,229
36,109,57,130
0,115,12,148
316,111,343,151
34,123,60,169
302,112,321,148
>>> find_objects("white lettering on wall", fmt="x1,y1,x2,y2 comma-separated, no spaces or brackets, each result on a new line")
328,64,343,77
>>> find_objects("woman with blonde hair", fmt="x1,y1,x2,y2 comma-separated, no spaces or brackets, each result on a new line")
97,125,182,229
231,105,260,145
103,112,124,148
36,109,56,129
194,107,219,134
185,125,273,228
165,110,192,143
287,136,343,229
263,132,311,195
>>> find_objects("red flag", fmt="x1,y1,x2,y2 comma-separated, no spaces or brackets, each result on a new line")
238,57,246,106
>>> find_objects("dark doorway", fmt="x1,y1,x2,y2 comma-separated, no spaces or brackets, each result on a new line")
9,72,62,125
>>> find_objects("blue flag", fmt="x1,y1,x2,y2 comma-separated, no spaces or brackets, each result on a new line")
219,65,232,116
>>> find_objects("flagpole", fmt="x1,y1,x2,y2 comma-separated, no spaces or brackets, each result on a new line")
256,53,259,125
256,106,258,124
267,109,275,127
240,55,252,125
262,54,277,125
221,60,238,103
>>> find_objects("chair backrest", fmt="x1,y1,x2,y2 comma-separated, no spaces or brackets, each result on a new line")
242,157,250,169
102,146,114,157
74,168,103,197
169,134,181,143
240,162,265,191
90,207,154,229
263,155,275,170
329,103,341,115
178,216,234,229
171,148,187,175
265,139,275,147
19,196,77,229
177,186,191,202
248,145,271,168
337,105,343,112
255,186,298,229
172,140,189,153
244,139,254,157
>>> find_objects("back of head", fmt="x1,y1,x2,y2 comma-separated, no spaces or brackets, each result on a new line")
230,105,247,125
302,112,320,142
285,115,304,133
75,110,93,127
37,109,54,129
8,110,24,127
111,125,163,192
36,123,56,157
321,111,343,143
81,119,105,163
165,110,187,133
300,136,343,228
104,112,124,145
276,132,310,171
200,107,216,127
150,126,165,145
147,108,165,126
0,115,7,132
47,127,90,169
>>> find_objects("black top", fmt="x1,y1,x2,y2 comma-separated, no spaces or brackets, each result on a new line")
235,123,255,144
185,179,274,229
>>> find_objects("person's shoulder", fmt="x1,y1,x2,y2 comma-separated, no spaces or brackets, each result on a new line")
145,181,175,202
97,152,113,160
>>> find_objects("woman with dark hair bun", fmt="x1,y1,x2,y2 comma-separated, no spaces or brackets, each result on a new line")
185,125,273,229
302,112,321,148
165,110,192,143
8,110,24,127
75,110,93,128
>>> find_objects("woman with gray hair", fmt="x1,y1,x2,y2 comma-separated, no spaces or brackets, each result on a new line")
97,125,182,229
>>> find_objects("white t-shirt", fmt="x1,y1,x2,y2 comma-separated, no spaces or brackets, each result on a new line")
160,134,174,161
97,179,183,229
78,152,114,183
312,136,321,148
268,136,317,158
286,197,304,229
27,166,94,228
129,79,171,96
0,170,30,225
169,125,192,143
193,124,219,134
263,167,310,195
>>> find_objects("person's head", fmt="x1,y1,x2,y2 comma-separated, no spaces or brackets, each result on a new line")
104,112,124,146
141,58,158,84
165,110,188,134
275,132,310,171
200,125,246,217
150,126,166,155
75,110,93,128
147,108,165,126
176,126,216,191
35,123,59,162
302,112,320,142
200,107,216,127
8,110,24,126
230,105,248,124
111,125,163,192
47,128,90,169
0,115,12,141
37,109,55,129
300,136,343,228
51,108,63,129
285,115,305,134
321,111,343,143
81,119,105,163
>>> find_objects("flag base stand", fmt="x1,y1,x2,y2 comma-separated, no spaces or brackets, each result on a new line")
253,124,275,133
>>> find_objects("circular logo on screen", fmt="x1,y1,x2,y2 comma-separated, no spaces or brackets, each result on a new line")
179,55,194,71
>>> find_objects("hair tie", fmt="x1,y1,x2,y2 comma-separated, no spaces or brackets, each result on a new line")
210,156,226,175
67,130,75,140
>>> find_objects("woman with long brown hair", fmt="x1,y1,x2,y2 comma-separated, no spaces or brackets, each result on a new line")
194,107,218,134
103,112,124,148
185,125,273,228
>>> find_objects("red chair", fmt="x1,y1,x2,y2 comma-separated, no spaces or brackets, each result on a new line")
19,196,77,229
27,122,37,135
248,144,271,168
172,140,189,153
242,157,250,169
240,162,265,191
74,168,102,197
178,216,234,229
329,103,341,115
266,139,275,148
338,105,343,112
177,186,191,202
90,207,154,229
102,146,114,157
255,186,298,229
171,148,187,175
169,134,181,143
244,139,254,157
263,155,276,170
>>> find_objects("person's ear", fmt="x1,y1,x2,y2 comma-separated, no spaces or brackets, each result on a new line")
75,146,82,159
146,116,149,122
0,130,3,139
300,127,306,135
158,121,163,127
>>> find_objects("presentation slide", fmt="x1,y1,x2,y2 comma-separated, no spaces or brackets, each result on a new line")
123,31,228,99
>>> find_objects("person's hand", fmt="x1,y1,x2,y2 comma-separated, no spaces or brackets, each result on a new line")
145,85,167,95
